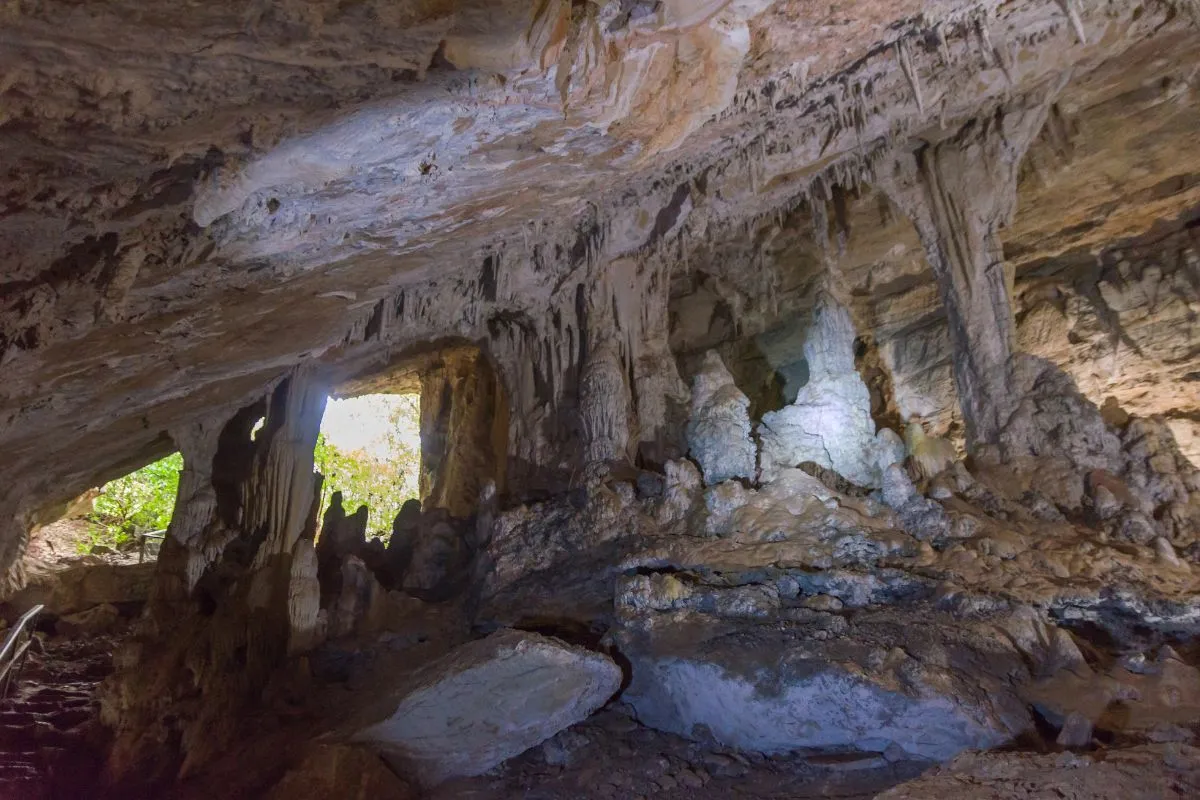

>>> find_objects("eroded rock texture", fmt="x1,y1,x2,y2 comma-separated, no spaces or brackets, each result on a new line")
3,0,1200,797
350,629,621,786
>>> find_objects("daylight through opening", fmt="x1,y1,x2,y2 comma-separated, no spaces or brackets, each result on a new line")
33,452,182,562
315,393,421,541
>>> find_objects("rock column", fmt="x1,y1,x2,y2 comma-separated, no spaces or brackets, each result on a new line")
881,95,1055,452
104,366,331,778
419,348,506,517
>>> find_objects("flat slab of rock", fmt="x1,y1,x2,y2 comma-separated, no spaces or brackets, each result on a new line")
351,629,621,785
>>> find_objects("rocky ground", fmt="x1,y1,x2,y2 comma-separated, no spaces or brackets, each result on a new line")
181,411,1200,798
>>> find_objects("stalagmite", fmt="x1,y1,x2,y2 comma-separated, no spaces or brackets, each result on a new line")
757,293,905,487
686,350,757,485
579,334,632,464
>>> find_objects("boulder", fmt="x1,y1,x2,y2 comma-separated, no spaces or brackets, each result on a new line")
350,629,621,785
56,602,121,636
5,559,155,619
618,608,1032,763
1022,648,1200,740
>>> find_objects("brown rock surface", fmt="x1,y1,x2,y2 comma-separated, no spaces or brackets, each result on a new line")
266,744,416,800
874,745,1200,800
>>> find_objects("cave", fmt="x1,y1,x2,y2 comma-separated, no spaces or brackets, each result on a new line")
2,2,1200,799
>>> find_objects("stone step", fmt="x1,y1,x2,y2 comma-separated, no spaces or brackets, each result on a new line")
0,722,75,749
9,698,93,714
0,777,48,800
18,687,84,702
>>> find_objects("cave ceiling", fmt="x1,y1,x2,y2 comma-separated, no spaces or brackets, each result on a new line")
1,0,1199,511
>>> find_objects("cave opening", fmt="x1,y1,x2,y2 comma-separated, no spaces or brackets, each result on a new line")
313,392,421,542
26,450,183,565
314,344,509,603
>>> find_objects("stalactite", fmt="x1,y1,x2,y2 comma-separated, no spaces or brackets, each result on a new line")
897,39,926,116
245,367,329,566
975,14,996,69
877,87,1061,451
935,23,952,65
1056,0,1088,44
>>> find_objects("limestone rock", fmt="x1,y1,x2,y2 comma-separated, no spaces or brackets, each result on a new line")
55,602,121,636
1023,650,1200,740
350,629,621,785
402,510,472,601
329,555,389,639
267,744,415,800
686,350,756,485
881,464,917,510
5,559,155,618
904,423,956,482
618,607,1032,763
1055,711,1094,749
759,297,904,488
385,498,422,585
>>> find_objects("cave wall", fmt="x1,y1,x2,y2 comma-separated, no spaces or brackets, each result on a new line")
419,347,509,517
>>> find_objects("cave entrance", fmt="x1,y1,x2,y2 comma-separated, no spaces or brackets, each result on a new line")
328,344,509,525
30,451,182,563
314,393,421,542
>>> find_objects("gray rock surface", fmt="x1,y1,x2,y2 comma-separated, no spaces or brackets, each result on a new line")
351,629,622,786
618,608,1032,763
686,350,757,485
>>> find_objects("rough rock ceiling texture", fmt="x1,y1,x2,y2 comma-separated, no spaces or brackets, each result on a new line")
2,1,1199,571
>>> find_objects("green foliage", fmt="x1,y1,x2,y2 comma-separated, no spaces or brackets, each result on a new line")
84,452,183,552
314,394,420,539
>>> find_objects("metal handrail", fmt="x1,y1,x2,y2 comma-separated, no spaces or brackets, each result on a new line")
138,528,167,564
0,603,44,703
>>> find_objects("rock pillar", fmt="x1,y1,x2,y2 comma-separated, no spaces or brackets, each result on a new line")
419,348,507,518
103,366,331,778
881,94,1056,451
